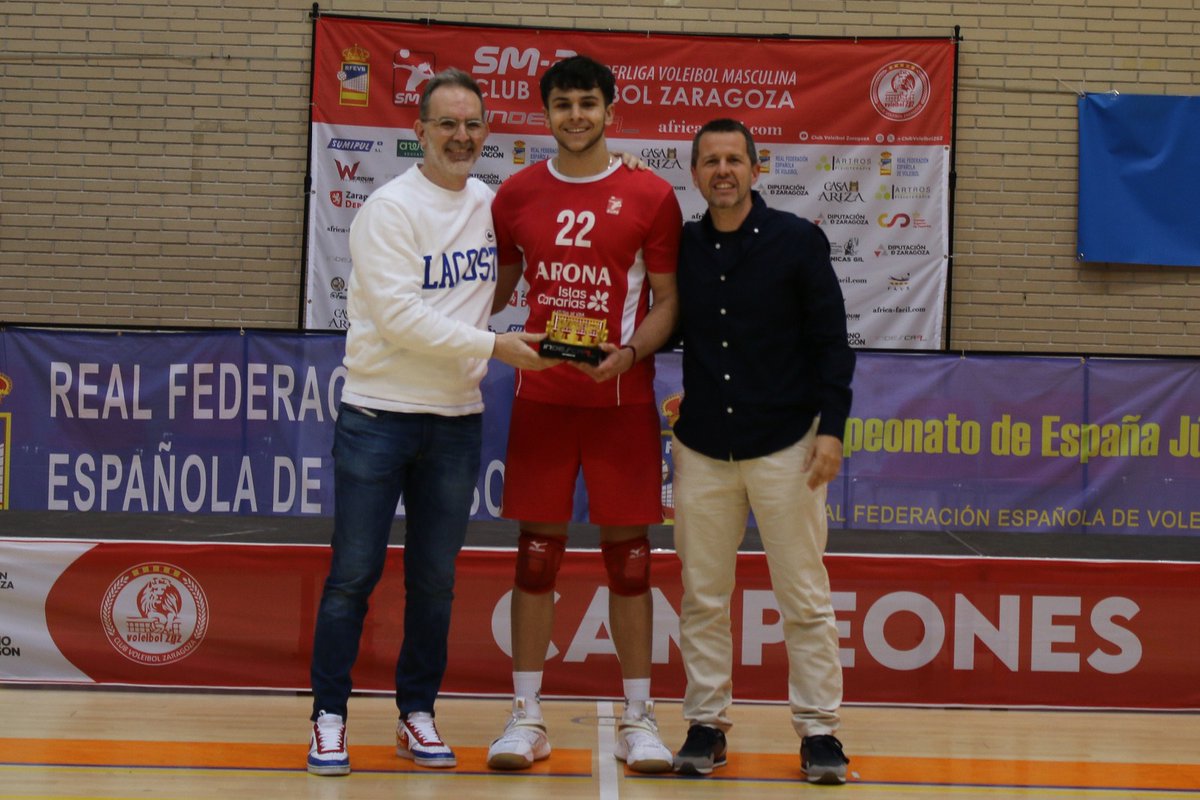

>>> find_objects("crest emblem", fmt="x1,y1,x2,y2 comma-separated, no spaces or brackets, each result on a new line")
101,563,209,665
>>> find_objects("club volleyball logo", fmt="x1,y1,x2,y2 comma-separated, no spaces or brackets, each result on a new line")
100,562,209,665
870,61,932,122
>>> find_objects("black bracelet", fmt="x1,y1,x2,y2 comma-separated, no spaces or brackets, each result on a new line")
622,344,638,364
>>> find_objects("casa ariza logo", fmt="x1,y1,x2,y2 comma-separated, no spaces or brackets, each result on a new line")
101,562,209,665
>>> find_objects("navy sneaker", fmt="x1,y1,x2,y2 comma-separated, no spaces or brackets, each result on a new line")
673,724,727,775
801,734,849,784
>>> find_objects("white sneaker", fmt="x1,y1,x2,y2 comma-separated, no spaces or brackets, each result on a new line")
486,697,551,770
307,711,350,776
615,701,673,773
397,711,457,768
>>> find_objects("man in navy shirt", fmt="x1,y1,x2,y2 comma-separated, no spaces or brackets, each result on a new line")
670,118,855,785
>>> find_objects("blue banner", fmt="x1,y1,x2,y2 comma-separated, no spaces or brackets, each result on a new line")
1,328,1199,535
1078,93,1200,267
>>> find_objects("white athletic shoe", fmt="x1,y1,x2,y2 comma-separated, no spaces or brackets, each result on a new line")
614,701,673,773
397,711,457,768
486,697,551,770
307,710,350,776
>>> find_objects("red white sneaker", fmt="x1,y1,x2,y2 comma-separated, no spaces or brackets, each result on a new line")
397,711,457,768
307,711,350,776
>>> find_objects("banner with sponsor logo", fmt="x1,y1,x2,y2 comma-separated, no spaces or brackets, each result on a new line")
835,353,1200,536
2,328,1200,535
305,15,956,348
2,539,1197,709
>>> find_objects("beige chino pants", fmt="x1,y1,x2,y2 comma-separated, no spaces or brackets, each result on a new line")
672,428,842,738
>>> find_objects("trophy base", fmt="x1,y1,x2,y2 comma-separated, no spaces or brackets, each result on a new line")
540,339,604,366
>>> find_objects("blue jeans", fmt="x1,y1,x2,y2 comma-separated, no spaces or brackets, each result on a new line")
310,403,481,720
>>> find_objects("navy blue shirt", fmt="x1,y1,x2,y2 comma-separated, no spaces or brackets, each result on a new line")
674,191,855,461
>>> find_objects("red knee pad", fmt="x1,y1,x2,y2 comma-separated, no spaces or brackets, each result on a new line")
601,536,651,597
515,531,566,594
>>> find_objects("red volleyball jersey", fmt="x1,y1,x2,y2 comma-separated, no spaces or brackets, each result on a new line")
493,158,682,407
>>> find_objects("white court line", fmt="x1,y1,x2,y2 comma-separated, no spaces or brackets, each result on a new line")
596,700,619,800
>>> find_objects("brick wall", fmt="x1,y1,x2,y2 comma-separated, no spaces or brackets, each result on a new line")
1,0,1198,352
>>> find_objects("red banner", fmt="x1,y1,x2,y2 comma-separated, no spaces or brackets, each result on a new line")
311,17,954,143
305,16,956,348
4,538,1197,709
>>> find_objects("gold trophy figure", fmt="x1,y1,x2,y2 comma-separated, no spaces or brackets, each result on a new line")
539,310,608,365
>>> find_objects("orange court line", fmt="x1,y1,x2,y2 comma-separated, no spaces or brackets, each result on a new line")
5,738,1200,791
658,752,1200,792
0,738,592,776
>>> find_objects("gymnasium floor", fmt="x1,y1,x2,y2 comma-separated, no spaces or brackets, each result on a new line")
4,687,1200,799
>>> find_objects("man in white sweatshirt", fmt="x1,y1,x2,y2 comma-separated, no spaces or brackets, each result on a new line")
306,68,551,777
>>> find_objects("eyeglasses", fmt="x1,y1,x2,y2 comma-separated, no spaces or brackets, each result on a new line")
423,117,487,136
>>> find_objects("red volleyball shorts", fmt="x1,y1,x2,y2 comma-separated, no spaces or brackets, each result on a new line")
501,398,665,526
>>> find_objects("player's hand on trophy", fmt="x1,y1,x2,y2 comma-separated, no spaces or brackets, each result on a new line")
493,331,560,370
572,341,634,383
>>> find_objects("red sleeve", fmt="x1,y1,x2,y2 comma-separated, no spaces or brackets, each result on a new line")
492,179,523,266
641,181,683,274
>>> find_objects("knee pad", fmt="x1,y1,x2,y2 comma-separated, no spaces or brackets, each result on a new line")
515,531,566,594
601,536,651,597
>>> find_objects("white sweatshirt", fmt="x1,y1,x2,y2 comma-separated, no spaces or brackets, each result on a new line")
340,165,498,415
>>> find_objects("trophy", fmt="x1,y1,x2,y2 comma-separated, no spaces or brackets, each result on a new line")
540,310,608,365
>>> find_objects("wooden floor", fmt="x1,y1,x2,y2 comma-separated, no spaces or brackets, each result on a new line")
2,687,1199,799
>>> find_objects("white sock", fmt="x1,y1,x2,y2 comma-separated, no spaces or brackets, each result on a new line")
514,671,543,719
623,677,651,718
